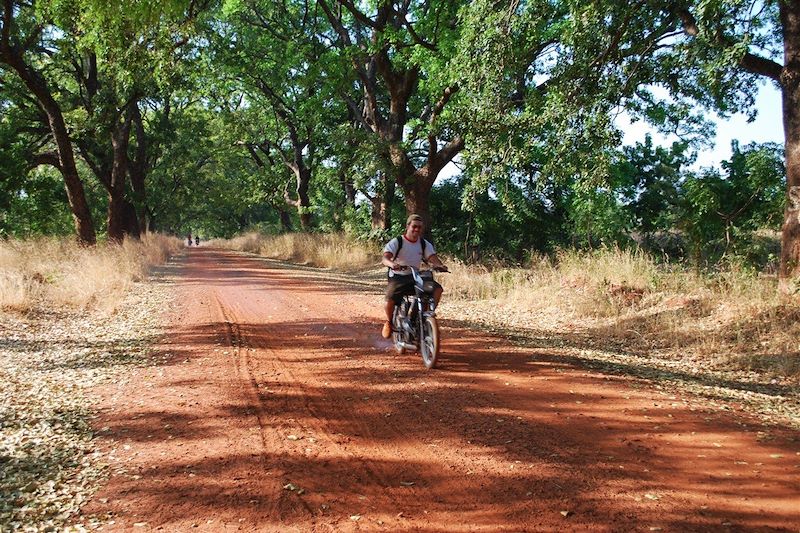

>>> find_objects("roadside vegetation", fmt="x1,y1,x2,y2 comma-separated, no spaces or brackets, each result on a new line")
0,234,181,312
215,232,376,272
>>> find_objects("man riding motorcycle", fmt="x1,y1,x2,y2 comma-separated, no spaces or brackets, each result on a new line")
381,214,448,339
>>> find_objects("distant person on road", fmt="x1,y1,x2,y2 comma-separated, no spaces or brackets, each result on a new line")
195,235,200,246
187,233,192,246
380,214,447,339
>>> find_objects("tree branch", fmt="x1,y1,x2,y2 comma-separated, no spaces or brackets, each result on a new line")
429,84,459,125
401,13,437,51
29,151,61,171
317,0,354,46
1,0,14,54
21,23,43,51
432,134,464,171
357,186,376,203
740,51,783,81
675,6,782,82
337,0,377,28
245,143,265,167
284,179,300,207
342,91,372,131
77,144,111,190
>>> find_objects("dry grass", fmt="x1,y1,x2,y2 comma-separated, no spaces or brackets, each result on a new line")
214,231,377,271
220,232,799,378
449,247,798,376
0,233,182,312
446,248,668,317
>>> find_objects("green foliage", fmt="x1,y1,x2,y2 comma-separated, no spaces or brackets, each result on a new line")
679,141,785,263
0,168,74,237
610,136,692,237
0,0,789,276
428,175,561,262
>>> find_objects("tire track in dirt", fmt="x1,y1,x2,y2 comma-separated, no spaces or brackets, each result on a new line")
220,262,510,527
212,292,316,522
209,253,800,531
213,286,428,523
212,281,414,522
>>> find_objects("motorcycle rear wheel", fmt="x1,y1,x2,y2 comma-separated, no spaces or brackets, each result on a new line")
420,315,439,369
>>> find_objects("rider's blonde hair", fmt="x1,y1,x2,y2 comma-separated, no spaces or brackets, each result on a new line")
406,214,423,226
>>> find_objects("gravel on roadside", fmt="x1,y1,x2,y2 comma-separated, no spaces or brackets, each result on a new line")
0,280,174,532
444,299,800,430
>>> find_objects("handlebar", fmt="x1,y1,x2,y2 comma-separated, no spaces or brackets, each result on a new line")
392,265,449,273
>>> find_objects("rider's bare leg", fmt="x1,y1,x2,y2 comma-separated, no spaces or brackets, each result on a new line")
385,299,395,323
433,287,443,308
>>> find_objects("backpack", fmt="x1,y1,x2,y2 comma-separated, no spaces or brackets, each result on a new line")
387,236,427,277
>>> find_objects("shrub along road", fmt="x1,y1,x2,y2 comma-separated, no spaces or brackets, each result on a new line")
82,248,799,531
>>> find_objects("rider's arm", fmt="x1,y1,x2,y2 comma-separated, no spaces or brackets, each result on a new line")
427,254,447,270
382,251,401,270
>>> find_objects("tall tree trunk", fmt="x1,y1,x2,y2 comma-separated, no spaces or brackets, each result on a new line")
780,1,800,284
279,209,293,232
56,127,97,245
296,166,312,231
334,166,357,229
339,168,356,206
106,106,139,242
0,44,96,245
370,196,383,231
404,178,432,235
369,173,394,231
381,174,394,231
395,137,463,238
129,104,150,234
106,195,140,241
107,196,138,241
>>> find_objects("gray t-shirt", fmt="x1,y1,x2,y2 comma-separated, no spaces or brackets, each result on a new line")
384,236,436,278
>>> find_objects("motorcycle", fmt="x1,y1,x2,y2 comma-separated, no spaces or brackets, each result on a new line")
391,266,447,369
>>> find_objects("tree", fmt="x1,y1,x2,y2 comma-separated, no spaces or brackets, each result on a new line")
0,83,74,236
1,0,210,243
452,0,798,282
680,141,785,263
667,1,797,283
451,0,643,252
0,0,97,244
612,136,691,244
317,0,466,231
210,0,340,230
55,0,212,241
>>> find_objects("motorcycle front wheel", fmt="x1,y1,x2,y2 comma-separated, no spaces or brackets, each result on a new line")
420,315,439,369
392,306,406,354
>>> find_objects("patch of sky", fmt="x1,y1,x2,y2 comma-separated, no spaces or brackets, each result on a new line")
619,81,783,171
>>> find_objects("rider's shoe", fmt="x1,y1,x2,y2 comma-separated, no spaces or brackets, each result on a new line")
381,321,392,339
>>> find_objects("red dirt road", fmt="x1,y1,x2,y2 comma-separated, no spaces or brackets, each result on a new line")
84,249,800,532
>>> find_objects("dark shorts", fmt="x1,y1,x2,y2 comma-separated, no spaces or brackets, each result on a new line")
386,274,442,304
